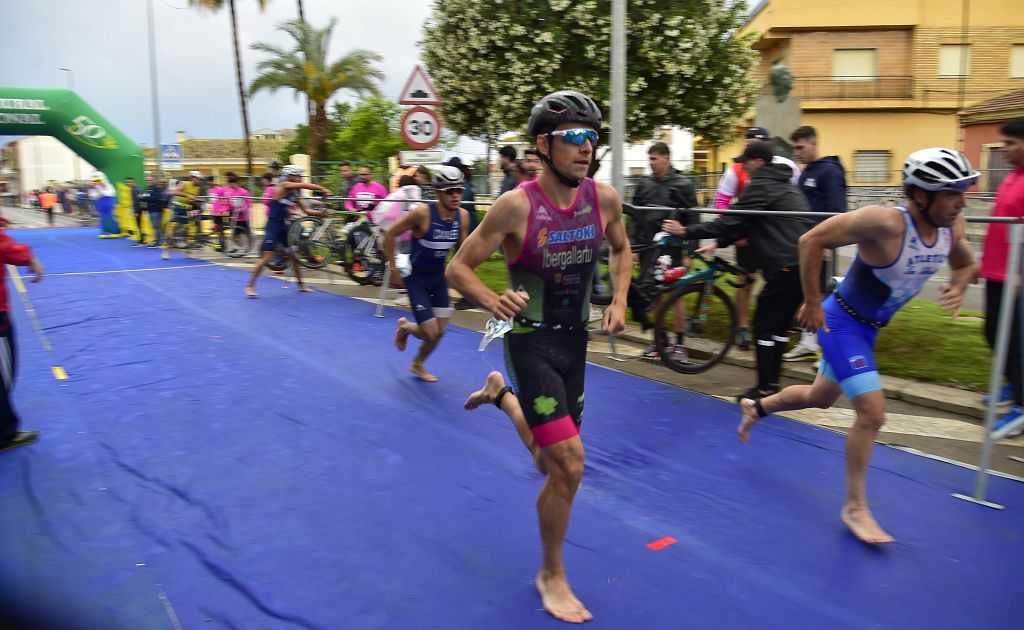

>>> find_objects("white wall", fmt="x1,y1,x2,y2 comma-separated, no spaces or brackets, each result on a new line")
593,126,695,183
14,136,95,192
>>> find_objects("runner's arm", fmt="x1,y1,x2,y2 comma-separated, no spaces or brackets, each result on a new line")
599,183,632,334
939,214,976,318
446,191,528,319
384,205,428,278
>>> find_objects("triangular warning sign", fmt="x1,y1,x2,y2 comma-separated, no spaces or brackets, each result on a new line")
399,65,441,105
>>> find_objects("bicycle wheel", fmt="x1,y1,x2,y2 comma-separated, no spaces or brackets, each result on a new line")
652,281,736,374
172,221,190,250
289,217,330,269
346,224,383,286
224,225,251,258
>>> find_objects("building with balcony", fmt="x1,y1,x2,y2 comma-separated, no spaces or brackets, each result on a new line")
710,0,1024,186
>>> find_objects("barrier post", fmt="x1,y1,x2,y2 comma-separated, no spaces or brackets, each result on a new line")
953,222,1024,509
374,260,391,318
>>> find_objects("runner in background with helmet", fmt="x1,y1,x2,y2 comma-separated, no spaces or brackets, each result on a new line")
386,166,469,382
449,90,632,624
737,148,978,545
245,165,330,298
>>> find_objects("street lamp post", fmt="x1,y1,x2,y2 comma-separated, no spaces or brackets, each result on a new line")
58,67,74,91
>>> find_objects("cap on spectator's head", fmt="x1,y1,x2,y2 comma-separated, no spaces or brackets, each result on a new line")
745,127,771,140
443,157,464,169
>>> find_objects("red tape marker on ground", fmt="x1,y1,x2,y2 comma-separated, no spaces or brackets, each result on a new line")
646,536,678,551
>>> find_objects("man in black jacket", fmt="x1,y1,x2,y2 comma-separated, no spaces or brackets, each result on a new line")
632,142,699,358
663,141,813,400
125,177,145,246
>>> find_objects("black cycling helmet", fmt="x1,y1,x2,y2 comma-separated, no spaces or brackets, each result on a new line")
527,90,602,188
527,90,602,137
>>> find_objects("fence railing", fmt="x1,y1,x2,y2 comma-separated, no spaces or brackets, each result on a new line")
762,76,915,100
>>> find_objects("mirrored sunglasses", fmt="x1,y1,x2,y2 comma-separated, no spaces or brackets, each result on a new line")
550,128,599,146
944,175,978,191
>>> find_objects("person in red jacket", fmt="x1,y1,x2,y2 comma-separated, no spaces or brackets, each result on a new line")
982,118,1024,436
0,217,45,452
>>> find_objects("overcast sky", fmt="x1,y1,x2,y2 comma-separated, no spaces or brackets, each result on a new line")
1,0,442,150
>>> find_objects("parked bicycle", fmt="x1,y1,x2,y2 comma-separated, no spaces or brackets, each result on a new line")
289,208,387,286
590,203,748,373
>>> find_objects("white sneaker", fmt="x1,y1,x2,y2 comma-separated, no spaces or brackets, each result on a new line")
643,344,660,359
783,343,819,361
669,344,689,362
394,296,410,307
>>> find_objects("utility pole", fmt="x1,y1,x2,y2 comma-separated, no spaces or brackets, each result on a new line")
146,0,163,172
610,0,626,194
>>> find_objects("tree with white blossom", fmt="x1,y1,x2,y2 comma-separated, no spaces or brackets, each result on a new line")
420,0,757,146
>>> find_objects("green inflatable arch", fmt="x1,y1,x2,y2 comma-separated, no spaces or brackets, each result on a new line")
0,86,144,233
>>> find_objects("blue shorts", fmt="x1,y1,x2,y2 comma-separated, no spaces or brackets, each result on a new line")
405,269,450,325
817,294,882,399
261,219,291,253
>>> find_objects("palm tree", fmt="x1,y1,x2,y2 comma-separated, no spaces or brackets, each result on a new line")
189,0,270,176
250,19,383,171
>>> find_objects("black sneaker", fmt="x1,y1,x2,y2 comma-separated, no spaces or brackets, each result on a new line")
454,298,473,311
737,327,752,350
0,430,38,452
735,386,779,404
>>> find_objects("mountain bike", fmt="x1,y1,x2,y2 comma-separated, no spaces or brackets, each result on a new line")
650,253,748,374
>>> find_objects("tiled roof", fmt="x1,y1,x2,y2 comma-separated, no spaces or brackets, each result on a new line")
141,138,289,160
962,89,1024,117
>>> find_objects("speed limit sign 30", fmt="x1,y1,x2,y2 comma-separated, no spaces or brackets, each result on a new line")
401,106,441,150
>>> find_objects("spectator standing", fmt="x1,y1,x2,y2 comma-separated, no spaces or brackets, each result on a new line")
140,173,168,248
498,145,518,195
632,142,699,358
0,218,44,452
125,177,145,244
666,141,812,401
714,127,800,350
347,166,388,219
38,188,58,226
90,173,119,237
415,166,435,200
982,118,1024,435
338,162,361,197
523,148,542,180
784,125,848,362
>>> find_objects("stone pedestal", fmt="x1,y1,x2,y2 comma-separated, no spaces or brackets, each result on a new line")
755,96,802,158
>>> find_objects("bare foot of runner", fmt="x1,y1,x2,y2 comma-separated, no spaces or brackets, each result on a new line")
245,286,258,299
411,363,437,382
298,284,314,293
464,371,505,410
738,398,760,445
536,571,592,624
394,317,410,351
841,504,894,545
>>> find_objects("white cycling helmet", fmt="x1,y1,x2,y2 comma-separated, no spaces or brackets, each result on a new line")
902,148,979,192
433,165,464,189
188,170,202,178
282,165,304,176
